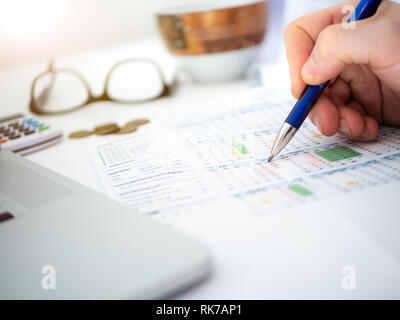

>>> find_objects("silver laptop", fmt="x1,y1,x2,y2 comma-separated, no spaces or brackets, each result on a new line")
0,150,211,299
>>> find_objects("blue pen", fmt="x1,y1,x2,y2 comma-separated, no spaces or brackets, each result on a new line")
268,0,383,162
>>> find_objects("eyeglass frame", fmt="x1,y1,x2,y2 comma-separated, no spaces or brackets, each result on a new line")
29,58,172,115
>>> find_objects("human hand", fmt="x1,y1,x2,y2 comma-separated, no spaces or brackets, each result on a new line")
284,0,400,141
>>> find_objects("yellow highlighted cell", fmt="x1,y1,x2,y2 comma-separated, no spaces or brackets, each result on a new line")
260,200,273,206
346,180,359,186
313,134,323,138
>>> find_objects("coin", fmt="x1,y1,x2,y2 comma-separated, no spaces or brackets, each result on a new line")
126,118,150,127
94,123,120,135
68,130,93,139
115,123,138,134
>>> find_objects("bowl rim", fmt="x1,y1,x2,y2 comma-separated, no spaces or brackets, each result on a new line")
155,0,268,16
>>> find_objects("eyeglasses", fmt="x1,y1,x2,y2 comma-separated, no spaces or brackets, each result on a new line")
29,59,172,115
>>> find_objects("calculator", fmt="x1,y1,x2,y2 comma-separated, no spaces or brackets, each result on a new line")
0,113,63,155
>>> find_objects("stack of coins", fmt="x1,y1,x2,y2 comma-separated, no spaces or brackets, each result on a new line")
68,118,150,139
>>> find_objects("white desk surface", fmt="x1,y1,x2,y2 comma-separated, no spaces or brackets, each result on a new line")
5,39,400,299
0,39,254,187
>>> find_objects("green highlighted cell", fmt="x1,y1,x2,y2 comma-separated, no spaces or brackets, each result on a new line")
288,184,313,197
315,146,361,162
98,152,106,167
234,143,250,155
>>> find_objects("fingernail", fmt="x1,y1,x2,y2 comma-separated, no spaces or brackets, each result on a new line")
302,56,319,81
314,116,323,134
339,119,350,136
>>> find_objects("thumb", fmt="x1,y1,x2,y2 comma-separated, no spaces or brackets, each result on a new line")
301,17,392,84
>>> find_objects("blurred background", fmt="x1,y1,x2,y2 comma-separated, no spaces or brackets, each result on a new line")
0,0,175,65
0,0,348,67
2,0,399,67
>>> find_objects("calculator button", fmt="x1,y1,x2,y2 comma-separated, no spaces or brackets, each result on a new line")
24,130,35,135
9,134,21,140
0,138,7,144
38,126,50,132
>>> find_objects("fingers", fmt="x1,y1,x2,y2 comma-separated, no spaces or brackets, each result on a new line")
339,64,383,123
329,77,351,103
361,116,379,141
284,0,397,142
310,92,379,141
301,1,399,85
338,114,379,141
335,101,365,138
308,94,340,137
347,99,366,116
284,0,359,98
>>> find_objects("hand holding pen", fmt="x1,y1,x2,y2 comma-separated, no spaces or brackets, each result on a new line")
269,0,400,161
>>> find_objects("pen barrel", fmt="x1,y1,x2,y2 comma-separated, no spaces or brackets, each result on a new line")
285,82,328,129
349,0,382,22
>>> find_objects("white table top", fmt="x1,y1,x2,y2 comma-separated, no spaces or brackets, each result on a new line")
3,39,400,299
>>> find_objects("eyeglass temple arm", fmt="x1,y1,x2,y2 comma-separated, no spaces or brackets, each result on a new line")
161,70,179,97
35,61,56,106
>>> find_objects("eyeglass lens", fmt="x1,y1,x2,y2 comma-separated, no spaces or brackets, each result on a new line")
33,72,88,113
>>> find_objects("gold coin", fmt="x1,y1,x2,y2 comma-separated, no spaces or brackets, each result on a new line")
115,123,138,134
68,130,93,139
94,123,120,135
126,118,150,127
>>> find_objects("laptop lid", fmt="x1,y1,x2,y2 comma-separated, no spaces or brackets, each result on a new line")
0,150,211,299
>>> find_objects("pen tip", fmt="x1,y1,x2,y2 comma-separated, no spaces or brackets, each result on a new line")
268,155,273,163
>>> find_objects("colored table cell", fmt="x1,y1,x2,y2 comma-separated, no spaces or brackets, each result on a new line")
288,184,313,196
233,143,250,155
315,146,361,162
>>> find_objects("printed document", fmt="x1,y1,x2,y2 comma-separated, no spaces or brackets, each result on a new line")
85,87,400,298
87,88,400,218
